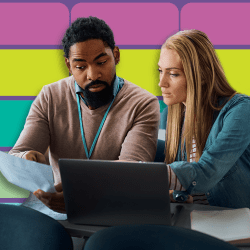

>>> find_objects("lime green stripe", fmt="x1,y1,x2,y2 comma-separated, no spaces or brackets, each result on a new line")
0,50,69,96
1,49,250,96
216,50,250,95
0,171,29,198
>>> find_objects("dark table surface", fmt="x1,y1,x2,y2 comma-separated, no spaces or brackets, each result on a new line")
58,203,250,250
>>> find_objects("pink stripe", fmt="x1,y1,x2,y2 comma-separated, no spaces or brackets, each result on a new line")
71,3,179,45
181,3,250,45
0,3,69,45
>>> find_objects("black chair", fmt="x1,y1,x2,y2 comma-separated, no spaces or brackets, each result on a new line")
84,224,238,250
154,139,165,162
0,204,73,250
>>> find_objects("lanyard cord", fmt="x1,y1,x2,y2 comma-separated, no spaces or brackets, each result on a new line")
75,79,120,159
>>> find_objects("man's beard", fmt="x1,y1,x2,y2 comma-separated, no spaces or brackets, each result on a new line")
82,78,115,109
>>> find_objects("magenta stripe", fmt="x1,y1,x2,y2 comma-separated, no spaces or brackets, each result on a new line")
181,3,250,45
0,96,36,100
0,198,27,203
71,3,179,46
0,3,69,45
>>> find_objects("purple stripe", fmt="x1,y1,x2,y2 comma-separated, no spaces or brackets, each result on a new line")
0,45,161,49
118,45,161,49
0,147,12,151
0,96,162,101
0,45,63,49
6,0,250,11
0,1,249,15
0,96,36,100
1,45,249,50
214,45,250,49
0,198,27,203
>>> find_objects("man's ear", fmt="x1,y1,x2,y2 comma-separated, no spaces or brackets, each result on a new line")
113,46,120,65
65,57,72,74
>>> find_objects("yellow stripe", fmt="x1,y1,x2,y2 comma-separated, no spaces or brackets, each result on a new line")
216,50,250,95
117,49,162,96
0,50,69,96
1,49,249,96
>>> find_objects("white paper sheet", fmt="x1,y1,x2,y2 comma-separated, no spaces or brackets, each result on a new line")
158,129,166,141
0,151,55,193
191,208,250,241
0,151,67,220
22,192,67,220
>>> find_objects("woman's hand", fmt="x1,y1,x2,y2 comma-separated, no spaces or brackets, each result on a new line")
169,190,193,203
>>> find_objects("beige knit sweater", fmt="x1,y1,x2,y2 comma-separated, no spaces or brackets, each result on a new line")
9,76,160,185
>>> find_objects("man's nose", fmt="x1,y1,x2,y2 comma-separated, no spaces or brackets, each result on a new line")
86,66,101,81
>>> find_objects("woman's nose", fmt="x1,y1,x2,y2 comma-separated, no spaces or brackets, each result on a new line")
158,75,169,88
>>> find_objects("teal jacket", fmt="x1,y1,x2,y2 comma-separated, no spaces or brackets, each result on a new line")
160,94,250,208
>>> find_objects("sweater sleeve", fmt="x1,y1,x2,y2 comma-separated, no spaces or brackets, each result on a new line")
118,97,160,162
170,96,250,194
9,86,51,158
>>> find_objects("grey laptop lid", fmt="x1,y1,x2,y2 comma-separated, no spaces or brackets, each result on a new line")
59,159,171,227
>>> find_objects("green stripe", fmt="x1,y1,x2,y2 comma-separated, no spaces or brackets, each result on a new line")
0,100,166,147
0,100,33,147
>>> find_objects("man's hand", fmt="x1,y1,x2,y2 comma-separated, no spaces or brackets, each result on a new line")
23,150,46,164
33,183,66,213
169,190,193,203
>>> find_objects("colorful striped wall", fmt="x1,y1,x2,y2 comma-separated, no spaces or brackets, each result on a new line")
1,1,250,203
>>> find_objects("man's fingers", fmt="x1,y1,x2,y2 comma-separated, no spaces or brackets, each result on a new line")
33,189,47,196
24,153,36,162
36,153,46,164
34,190,62,202
47,205,66,213
33,189,66,213
55,183,63,192
23,151,46,164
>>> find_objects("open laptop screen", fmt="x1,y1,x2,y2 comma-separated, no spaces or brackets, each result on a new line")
59,159,171,227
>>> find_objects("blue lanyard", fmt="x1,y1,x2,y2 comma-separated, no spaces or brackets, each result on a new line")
75,79,120,159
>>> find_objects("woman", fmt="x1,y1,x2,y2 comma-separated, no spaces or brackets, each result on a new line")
158,29,250,208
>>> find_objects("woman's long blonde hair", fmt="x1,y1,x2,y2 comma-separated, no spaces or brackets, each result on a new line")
163,30,236,164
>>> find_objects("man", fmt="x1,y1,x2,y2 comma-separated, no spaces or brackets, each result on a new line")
9,17,160,213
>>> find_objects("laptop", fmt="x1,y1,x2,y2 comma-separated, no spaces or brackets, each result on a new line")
59,159,172,227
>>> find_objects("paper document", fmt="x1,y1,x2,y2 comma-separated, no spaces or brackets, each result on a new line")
0,151,67,220
158,129,166,141
0,151,55,193
22,192,67,220
191,208,250,242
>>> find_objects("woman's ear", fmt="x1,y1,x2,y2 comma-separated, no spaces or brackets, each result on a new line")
113,46,120,65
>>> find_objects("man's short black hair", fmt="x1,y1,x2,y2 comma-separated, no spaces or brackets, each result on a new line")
62,16,115,58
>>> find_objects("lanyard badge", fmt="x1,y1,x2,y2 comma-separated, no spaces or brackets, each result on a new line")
75,78,121,159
